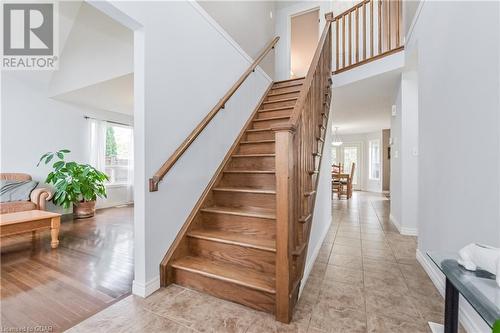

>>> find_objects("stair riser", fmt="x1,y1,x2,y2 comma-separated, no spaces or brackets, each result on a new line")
271,85,303,94
266,91,300,101
260,99,296,110
245,130,274,141
212,191,276,210
257,109,292,119
172,268,275,313
188,238,275,274
273,79,305,89
237,142,275,154
228,156,275,170
253,118,290,129
198,212,275,239
219,173,275,190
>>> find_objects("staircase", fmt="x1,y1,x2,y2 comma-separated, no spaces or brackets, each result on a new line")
153,13,334,324
166,77,304,314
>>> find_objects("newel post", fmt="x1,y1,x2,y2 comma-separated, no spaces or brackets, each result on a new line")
273,124,295,323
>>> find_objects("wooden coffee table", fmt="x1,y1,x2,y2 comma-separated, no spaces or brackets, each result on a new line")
0,210,61,248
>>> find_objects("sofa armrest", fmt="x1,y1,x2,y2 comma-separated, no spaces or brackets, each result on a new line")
30,187,53,211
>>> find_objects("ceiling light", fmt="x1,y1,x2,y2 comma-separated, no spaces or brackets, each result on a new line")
332,127,343,146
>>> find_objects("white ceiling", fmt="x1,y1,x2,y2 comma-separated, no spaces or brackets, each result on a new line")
331,69,401,135
53,73,134,115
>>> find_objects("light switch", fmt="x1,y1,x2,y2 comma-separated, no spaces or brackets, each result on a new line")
391,105,397,116
412,148,419,156
394,150,399,158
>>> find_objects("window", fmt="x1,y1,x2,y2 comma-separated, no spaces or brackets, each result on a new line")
369,139,380,180
105,124,133,185
332,147,339,165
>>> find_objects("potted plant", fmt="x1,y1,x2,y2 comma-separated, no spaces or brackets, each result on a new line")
38,149,109,218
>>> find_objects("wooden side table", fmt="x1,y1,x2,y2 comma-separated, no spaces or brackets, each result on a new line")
0,210,62,248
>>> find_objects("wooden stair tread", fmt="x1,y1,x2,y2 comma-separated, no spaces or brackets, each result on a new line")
253,116,290,122
273,77,305,84
232,153,275,158
224,170,275,174
171,256,276,294
200,206,276,219
267,90,301,97
240,140,275,144
188,228,276,252
258,106,294,113
213,187,276,194
262,97,298,104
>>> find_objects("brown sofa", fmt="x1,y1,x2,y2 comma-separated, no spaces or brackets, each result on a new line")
0,173,52,214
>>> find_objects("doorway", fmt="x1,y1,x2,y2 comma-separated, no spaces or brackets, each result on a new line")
290,8,319,78
333,143,363,191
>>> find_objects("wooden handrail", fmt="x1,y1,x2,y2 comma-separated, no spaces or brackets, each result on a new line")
149,36,280,192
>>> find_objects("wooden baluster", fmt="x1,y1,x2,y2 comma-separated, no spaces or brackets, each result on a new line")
396,0,400,47
363,3,367,60
336,19,339,71
370,0,374,57
387,0,391,50
348,12,352,65
275,127,295,323
378,0,382,54
342,16,346,68
355,8,359,63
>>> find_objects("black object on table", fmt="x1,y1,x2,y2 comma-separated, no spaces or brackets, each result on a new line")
428,252,500,333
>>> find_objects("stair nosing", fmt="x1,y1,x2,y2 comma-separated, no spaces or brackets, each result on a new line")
267,89,301,97
258,106,294,113
253,116,290,122
223,170,275,174
240,140,275,144
262,97,298,104
232,154,275,158
246,128,273,133
187,230,276,253
171,258,276,294
273,77,305,84
200,207,276,220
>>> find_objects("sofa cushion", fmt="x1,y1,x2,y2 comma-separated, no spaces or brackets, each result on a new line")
0,180,39,202
0,201,37,214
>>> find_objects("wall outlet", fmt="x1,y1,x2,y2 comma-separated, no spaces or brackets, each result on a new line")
412,147,419,156
391,105,397,116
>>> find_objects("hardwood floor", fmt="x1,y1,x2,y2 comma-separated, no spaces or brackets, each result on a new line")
1,206,133,332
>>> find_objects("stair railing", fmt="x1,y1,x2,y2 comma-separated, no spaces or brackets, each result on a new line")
272,13,333,323
149,36,280,192
333,0,403,74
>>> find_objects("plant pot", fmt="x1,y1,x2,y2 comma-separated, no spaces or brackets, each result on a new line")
73,201,96,219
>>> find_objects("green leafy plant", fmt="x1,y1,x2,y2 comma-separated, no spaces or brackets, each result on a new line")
38,149,109,208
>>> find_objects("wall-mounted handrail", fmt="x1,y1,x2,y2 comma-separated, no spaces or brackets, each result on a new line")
149,36,280,192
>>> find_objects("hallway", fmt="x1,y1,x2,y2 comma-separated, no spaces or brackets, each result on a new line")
66,192,447,332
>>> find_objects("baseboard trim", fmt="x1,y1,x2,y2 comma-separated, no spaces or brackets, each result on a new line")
299,216,332,297
132,276,160,297
390,214,418,236
416,249,491,333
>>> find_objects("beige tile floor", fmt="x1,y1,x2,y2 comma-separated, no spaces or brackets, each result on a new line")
67,192,449,333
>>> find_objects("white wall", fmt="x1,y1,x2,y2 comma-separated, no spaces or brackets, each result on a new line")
302,99,333,294
49,2,133,97
197,1,276,78
274,1,332,80
290,9,319,78
91,1,273,297
0,72,134,213
337,131,385,193
408,2,499,331
390,71,419,235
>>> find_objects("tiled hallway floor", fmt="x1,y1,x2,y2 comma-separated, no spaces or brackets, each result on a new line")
67,192,447,333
